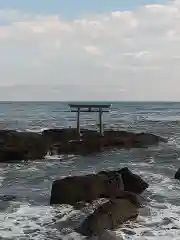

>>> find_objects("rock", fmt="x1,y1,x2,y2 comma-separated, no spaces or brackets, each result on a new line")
88,230,123,240
50,173,124,205
0,149,25,162
0,128,168,160
0,195,16,201
175,168,180,179
42,128,81,143
133,133,168,146
76,198,140,237
98,167,149,195
103,130,167,148
54,139,103,155
0,131,48,162
43,128,167,155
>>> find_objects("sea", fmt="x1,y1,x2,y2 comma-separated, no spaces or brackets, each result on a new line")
0,101,180,240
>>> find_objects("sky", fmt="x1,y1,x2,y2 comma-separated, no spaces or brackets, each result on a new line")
1,0,180,101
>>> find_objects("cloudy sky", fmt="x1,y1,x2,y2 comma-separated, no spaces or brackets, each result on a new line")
0,0,180,101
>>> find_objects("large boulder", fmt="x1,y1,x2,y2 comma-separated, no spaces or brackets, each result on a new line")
76,196,141,237
98,167,149,195
98,167,149,194
50,173,124,205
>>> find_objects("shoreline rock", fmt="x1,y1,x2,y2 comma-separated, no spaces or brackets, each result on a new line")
0,128,168,162
50,172,124,205
50,167,148,205
98,167,149,195
76,197,141,237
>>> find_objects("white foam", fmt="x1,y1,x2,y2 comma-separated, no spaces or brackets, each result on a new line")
0,167,5,187
25,128,49,133
0,204,73,239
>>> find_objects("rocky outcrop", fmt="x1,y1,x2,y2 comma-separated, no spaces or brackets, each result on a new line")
175,168,180,179
98,167,149,195
0,128,168,162
76,196,141,237
50,168,148,205
50,172,124,205
46,129,168,155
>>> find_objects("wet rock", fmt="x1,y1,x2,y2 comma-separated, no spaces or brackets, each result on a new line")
88,230,123,240
48,130,167,155
54,139,103,156
0,149,25,162
133,132,168,146
0,195,16,201
76,198,140,237
0,131,48,162
104,130,167,148
0,128,168,160
42,128,84,143
98,167,149,195
175,168,180,179
50,173,124,205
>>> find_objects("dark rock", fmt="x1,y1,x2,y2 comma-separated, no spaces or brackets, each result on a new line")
50,173,124,205
0,149,25,162
134,133,168,146
89,230,123,240
0,128,168,161
118,167,149,194
98,167,148,195
0,195,16,201
42,128,81,144
103,131,167,148
76,198,140,237
0,131,48,162
175,168,180,179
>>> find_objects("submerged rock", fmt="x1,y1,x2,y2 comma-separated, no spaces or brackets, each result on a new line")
98,167,149,195
76,197,140,237
0,195,16,201
175,168,180,180
50,173,124,205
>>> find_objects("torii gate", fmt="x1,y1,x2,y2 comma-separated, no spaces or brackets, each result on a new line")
68,103,111,136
